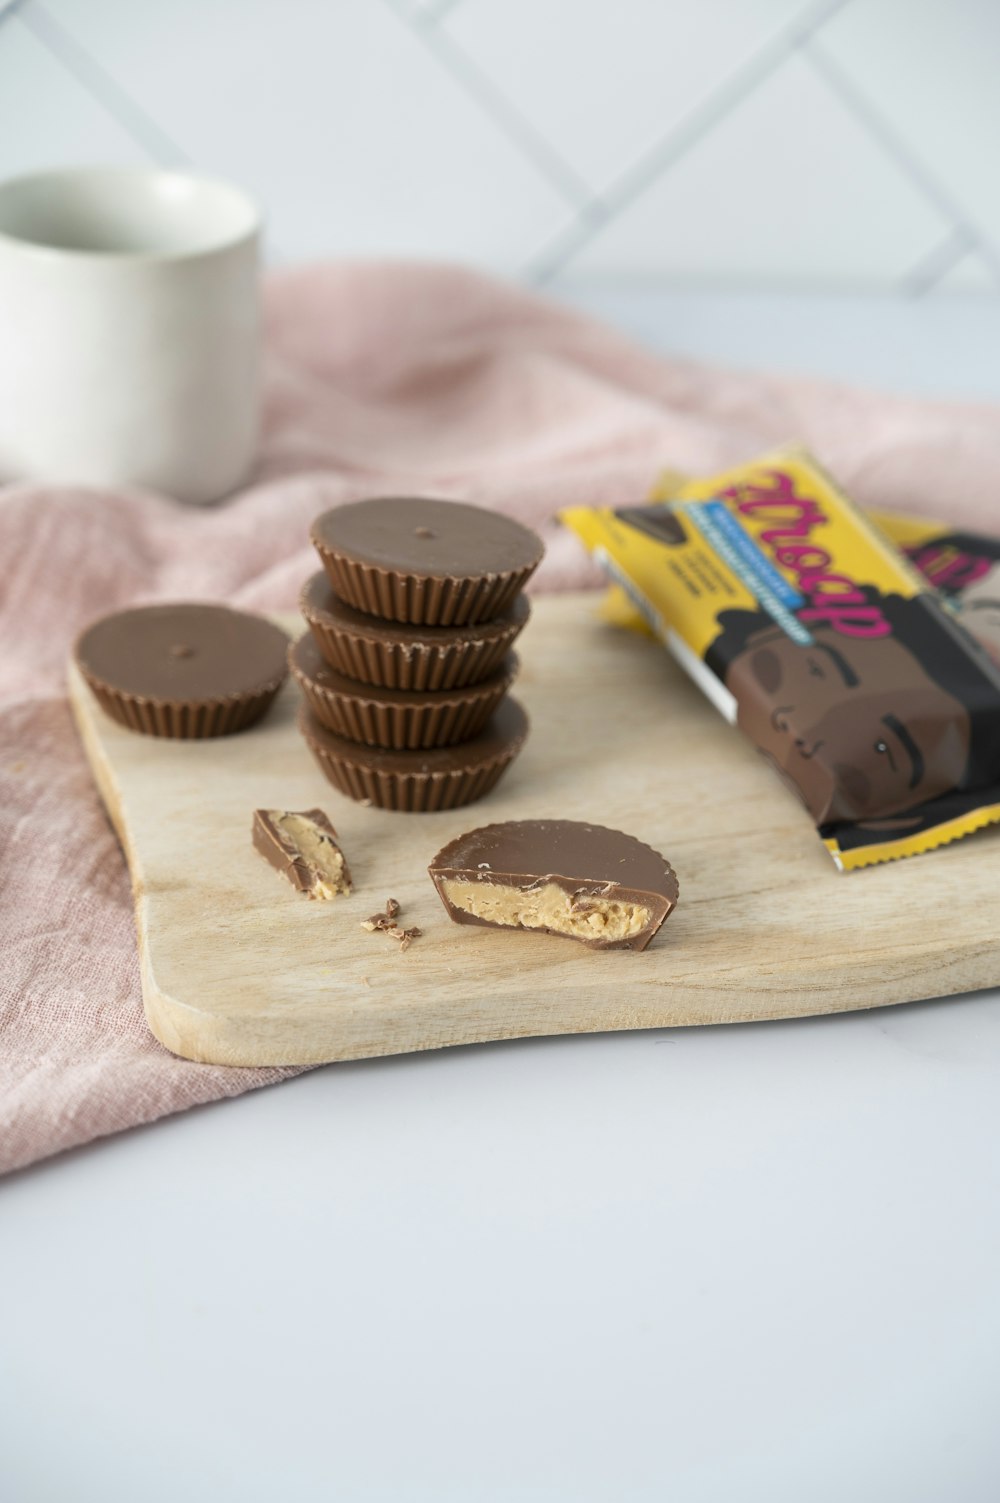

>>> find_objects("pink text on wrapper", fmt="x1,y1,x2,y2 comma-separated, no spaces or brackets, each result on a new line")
907,543,991,593
719,469,892,639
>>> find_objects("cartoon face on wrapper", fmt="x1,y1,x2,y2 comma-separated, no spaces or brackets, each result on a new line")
724,623,972,825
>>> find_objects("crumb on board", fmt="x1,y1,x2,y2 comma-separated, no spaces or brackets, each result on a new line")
361,898,421,952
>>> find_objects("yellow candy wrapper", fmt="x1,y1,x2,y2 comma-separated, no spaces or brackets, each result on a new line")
561,448,1000,870
872,509,1000,667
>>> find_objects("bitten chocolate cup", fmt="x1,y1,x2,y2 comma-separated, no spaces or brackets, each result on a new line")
310,497,544,626
74,603,290,739
298,697,528,812
300,572,530,690
429,820,679,951
290,633,518,750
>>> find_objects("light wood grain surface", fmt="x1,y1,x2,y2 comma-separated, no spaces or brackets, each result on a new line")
68,594,1000,1065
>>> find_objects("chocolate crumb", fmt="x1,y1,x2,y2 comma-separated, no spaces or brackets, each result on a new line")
361,899,421,951
386,924,422,950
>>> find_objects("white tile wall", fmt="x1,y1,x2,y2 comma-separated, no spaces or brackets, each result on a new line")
563,52,952,288
0,18,143,176
446,0,811,194
821,0,1000,255
1,0,997,296
933,254,998,295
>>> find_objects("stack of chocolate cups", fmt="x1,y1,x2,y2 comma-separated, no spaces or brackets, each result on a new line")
293,498,544,812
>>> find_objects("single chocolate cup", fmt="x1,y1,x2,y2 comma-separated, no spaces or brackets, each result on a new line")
310,497,544,626
300,572,530,690
74,603,290,738
290,633,518,750
298,697,528,812
429,820,679,951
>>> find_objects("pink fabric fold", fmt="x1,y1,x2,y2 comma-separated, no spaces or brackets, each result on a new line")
3,261,999,1174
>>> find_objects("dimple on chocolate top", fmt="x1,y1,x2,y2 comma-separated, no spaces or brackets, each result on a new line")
75,603,290,703
311,498,544,580
429,820,679,903
300,572,530,645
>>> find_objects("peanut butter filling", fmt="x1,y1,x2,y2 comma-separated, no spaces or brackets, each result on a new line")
271,811,351,899
439,878,651,942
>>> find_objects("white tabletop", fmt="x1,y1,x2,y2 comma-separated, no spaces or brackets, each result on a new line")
5,290,1000,1503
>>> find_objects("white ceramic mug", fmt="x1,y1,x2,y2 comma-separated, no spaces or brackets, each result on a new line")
0,166,261,505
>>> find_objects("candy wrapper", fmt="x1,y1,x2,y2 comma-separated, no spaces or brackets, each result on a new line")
872,510,1000,666
561,449,1000,870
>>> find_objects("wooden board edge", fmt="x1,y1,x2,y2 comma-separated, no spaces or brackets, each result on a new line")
68,660,244,1062
117,970,972,1069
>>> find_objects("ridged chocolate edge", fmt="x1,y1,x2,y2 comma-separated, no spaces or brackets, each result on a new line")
313,543,538,626
296,676,507,750
304,617,522,690
305,745,519,812
82,676,284,739
299,729,524,812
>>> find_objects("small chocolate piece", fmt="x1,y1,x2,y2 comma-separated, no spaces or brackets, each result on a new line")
300,572,530,690
299,697,528,812
428,820,679,951
252,808,352,899
361,897,421,950
75,603,289,738
310,497,544,626
361,897,400,930
289,632,518,750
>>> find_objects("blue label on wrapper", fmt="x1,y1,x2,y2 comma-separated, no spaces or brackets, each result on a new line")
678,500,812,645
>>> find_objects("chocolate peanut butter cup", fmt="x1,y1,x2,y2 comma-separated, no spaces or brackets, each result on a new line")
252,807,352,899
310,497,544,626
290,633,518,750
429,820,679,951
298,697,528,812
74,603,290,738
300,572,530,690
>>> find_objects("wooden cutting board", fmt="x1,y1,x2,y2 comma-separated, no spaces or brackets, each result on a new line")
69,593,1000,1066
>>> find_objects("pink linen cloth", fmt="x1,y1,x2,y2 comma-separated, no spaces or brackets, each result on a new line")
3,261,1000,1175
